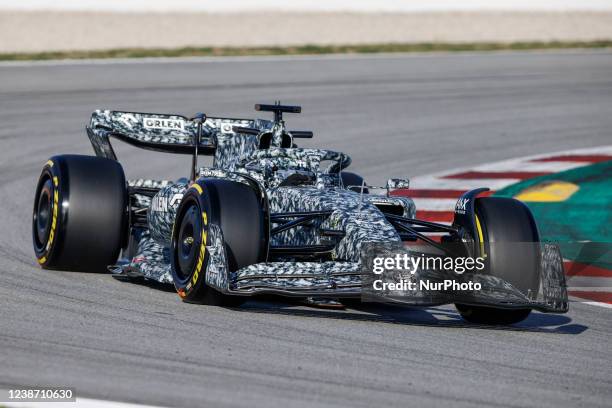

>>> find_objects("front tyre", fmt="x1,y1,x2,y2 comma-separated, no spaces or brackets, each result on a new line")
456,197,540,325
32,155,127,272
171,178,268,306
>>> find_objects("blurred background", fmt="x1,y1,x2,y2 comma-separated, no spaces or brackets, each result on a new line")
1,0,612,53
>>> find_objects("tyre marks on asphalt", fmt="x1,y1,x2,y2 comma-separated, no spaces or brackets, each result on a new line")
392,145,612,308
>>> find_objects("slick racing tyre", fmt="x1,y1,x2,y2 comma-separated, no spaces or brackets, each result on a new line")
171,178,268,306
32,155,127,272
456,197,540,325
341,171,369,194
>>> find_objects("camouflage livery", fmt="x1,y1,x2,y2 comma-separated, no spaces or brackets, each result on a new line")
84,105,567,314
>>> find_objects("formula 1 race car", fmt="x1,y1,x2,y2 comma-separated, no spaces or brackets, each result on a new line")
32,103,568,324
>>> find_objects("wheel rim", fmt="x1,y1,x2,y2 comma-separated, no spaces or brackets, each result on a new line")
175,202,202,282
33,177,53,251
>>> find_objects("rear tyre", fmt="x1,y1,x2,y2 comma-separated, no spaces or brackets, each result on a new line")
32,155,127,272
456,197,540,325
341,171,369,194
171,178,268,306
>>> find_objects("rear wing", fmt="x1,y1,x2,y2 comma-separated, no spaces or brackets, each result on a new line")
86,110,271,160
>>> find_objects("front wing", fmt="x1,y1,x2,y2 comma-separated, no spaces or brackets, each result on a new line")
110,238,568,313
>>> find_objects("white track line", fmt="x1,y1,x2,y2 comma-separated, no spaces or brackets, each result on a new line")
2,396,164,408
566,277,612,288
473,160,588,173
409,176,521,191
411,198,457,211
577,300,612,309
568,287,612,291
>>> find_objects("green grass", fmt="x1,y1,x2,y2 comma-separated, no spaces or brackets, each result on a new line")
1,40,612,61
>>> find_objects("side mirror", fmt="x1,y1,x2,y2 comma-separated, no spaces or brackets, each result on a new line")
386,178,410,190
